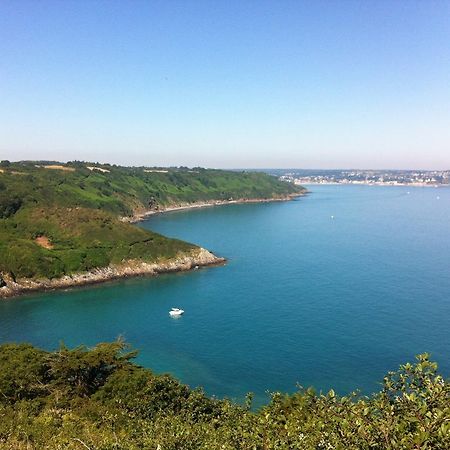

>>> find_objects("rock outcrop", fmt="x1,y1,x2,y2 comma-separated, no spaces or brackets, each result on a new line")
0,248,225,299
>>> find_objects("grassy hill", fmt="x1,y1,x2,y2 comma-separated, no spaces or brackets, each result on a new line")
0,161,302,217
0,207,194,280
0,161,303,283
0,341,448,449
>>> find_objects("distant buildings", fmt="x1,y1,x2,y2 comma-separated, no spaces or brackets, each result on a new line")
277,170,450,186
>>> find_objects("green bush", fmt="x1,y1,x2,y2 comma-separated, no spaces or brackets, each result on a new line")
0,342,448,449
0,193,22,218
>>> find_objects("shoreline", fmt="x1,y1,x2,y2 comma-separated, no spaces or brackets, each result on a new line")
0,248,225,300
124,192,305,223
1,193,303,300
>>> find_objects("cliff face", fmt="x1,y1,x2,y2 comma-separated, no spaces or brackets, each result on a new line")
0,248,225,299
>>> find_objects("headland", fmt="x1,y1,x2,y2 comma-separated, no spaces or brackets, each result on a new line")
0,161,304,299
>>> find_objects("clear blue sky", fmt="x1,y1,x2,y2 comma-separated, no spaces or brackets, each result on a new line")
1,1,449,169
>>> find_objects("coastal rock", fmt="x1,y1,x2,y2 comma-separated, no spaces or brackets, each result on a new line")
0,248,225,299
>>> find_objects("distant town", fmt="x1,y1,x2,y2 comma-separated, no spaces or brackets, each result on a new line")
264,169,450,186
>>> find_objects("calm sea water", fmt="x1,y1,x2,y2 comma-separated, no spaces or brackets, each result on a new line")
1,185,449,405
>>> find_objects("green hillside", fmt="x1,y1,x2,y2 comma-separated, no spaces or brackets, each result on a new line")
0,161,302,217
0,341,447,449
0,207,194,280
0,161,303,281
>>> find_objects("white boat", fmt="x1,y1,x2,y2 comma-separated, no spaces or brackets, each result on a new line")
169,308,184,317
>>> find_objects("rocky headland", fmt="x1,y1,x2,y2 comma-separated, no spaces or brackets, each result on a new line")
0,162,305,299
0,248,225,299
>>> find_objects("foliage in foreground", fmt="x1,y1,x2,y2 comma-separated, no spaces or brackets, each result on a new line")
0,341,448,449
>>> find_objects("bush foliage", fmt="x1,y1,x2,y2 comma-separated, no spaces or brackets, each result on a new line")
0,341,448,449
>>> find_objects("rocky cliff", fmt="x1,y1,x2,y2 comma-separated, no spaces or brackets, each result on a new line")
0,248,225,299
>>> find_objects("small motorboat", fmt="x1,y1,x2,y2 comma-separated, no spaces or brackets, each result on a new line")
169,308,184,317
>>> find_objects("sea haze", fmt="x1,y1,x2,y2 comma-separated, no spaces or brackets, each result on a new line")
0,185,449,405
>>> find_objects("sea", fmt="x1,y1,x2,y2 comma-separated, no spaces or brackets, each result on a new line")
1,185,449,406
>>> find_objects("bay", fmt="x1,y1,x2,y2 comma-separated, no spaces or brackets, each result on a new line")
1,185,449,405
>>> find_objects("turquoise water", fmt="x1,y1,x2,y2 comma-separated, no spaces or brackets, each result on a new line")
1,185,449,405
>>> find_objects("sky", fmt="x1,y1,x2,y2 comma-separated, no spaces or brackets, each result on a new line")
1,1,449,169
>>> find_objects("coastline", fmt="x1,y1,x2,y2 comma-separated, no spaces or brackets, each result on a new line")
0,248,225,300
298,182,449,187
0,193,303,300
124,192,305,223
